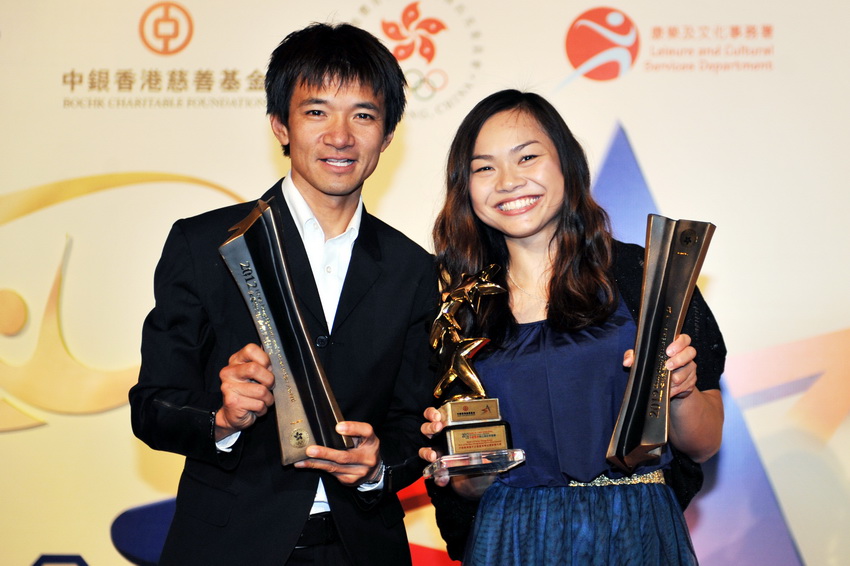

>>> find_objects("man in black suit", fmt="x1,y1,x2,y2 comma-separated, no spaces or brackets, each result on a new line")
129,23,437,565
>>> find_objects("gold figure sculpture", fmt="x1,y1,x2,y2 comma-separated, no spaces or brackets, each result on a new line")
430,265,505,401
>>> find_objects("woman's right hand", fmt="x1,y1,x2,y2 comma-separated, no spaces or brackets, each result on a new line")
419,407,449,485
419,407,496,498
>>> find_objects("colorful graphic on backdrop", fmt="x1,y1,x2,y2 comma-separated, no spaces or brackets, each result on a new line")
0,239,138,416
561,7,640,87
382,2,447,64
558,8,776,87
726,330,850,442
589,125,658,245
382,2,449,103
0,174,241,430
352,0,483,120
139,2,194,55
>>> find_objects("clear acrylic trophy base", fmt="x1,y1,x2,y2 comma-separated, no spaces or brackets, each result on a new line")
423,448,526,480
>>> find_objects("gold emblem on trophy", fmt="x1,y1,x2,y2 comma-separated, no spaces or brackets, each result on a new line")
423,265,526,479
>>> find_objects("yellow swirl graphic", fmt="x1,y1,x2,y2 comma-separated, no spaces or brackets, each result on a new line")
0,173,242,429
0,172,242,226
0,397,45,431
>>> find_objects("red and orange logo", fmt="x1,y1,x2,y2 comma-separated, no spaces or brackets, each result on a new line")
562,7,639,85
382,2,447,64
139,2,193,56
352,0,481,118
380,1,451,103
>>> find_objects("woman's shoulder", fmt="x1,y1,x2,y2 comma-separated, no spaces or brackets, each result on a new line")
610,240,644,315
611,239,644,272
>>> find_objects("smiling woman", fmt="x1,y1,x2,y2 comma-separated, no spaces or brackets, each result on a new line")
422,89,725,566
469,110,566,254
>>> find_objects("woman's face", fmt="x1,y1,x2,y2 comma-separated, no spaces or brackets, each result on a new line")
469,109,565,247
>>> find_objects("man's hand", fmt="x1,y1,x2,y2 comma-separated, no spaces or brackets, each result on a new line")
293,421,382,486
215,343,275,441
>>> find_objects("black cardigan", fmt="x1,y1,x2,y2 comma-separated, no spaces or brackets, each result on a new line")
427,240,727,560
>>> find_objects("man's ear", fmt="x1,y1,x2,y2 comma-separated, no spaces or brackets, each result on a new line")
381,130,394,152
269,114,289,146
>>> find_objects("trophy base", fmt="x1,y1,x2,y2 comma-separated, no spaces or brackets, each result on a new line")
423,448,526,480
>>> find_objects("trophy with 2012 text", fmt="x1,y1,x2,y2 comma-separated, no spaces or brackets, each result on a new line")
219,199,354,466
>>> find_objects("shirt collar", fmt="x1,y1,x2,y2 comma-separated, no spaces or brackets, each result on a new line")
281,173,363,241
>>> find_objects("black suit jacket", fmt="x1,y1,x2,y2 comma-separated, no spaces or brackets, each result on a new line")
130,180,438,566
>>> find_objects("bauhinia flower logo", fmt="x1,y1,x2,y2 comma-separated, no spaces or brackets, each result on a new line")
382,1,447,63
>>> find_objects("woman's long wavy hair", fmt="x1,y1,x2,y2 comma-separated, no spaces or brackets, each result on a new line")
433,90,618,343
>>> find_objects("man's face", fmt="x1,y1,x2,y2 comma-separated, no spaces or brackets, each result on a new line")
270,80,394,207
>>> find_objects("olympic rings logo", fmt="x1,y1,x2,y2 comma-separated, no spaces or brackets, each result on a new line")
405,68,448,101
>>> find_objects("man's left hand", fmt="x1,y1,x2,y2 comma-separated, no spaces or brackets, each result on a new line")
293,421,382,486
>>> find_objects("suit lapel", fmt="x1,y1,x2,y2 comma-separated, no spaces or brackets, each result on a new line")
263,182,329,334
333,212,382,333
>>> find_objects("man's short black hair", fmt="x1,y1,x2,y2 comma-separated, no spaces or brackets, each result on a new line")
265,22,407,155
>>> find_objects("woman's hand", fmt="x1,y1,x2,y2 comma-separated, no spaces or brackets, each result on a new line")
665,334,698,399
623,333,723,462
622,334,696,399
419,407,449,486
419,407,496,498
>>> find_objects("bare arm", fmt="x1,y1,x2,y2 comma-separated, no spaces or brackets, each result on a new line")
624,333,724,463
668,388,724,463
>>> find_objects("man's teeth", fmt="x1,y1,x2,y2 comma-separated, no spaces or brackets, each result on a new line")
325,159,353,166
498,196,539,211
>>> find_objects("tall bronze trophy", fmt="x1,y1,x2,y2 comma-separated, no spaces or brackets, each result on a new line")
607,214,715,472
219,199,354,466
423,265,526,480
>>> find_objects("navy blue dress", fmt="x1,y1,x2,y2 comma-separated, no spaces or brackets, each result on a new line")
463,299,697,565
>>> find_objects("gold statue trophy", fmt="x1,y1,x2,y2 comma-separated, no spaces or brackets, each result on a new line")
423,266,526,480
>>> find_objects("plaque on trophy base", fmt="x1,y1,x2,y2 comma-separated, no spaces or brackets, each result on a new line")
423,394,525,479
440,396,508,454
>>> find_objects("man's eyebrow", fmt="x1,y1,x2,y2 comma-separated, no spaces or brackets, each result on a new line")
295,98,382,112
354,101,380,111
297,97,328,107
